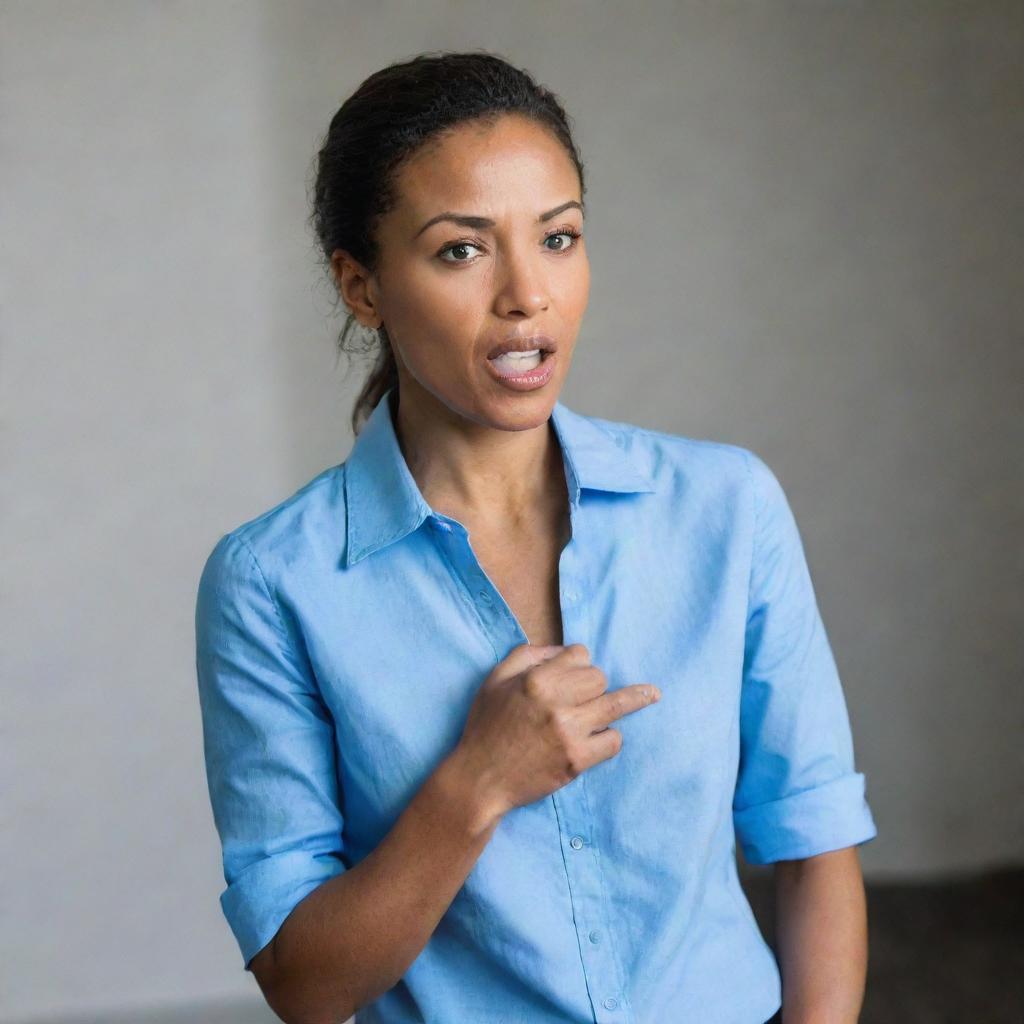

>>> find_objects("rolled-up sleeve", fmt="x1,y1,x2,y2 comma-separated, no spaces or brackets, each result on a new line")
195,531,347,970
732,451,878,865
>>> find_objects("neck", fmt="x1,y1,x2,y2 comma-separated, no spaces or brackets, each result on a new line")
389,385,566,527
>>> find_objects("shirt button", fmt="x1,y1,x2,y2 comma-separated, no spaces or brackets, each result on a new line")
432,520,451,532
570,835,585,850
603,996,619,1010
589,929,601,944
478,590,493,604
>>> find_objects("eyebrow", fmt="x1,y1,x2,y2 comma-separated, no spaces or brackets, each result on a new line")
414,199,585,239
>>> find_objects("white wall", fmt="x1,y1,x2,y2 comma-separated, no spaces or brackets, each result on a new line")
3,1,1021,1019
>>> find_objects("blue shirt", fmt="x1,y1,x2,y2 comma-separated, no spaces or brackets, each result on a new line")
195,384,877,1024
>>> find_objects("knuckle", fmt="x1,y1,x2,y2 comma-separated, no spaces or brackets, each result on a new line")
548,706,574,739
565,748,585,778
522,669,545,699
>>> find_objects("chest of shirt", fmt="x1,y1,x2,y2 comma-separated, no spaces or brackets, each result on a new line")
283,484,751,861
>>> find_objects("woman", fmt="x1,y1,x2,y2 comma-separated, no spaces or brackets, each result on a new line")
195,50,877,1024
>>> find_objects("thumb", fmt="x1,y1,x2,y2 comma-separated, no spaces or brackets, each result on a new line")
533,644,564,661
526,643,566,666
494,642,566,681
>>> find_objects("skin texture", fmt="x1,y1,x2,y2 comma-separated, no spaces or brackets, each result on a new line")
251,113,870,1022
331,113,589,526
773,847,870,1023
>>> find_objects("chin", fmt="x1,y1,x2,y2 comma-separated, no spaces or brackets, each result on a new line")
479,393,561,431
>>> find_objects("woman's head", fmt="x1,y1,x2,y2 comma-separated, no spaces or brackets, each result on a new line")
309,50,589,436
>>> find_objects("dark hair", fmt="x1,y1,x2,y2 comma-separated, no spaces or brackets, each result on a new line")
308,49,587,435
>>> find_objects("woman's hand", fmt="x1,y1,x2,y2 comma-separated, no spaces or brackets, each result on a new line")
449,642,661,821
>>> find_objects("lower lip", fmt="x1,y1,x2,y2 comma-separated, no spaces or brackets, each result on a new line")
485,351,557,392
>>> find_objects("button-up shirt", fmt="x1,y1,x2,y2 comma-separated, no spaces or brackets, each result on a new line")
195,384,878,1023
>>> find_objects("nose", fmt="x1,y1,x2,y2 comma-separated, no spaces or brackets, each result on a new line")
492,242,550,318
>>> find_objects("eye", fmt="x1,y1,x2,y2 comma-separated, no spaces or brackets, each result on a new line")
437,227,583,265
438,240,485,264
544,228,582,253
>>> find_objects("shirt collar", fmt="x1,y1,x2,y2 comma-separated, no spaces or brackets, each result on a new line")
344,385,655,567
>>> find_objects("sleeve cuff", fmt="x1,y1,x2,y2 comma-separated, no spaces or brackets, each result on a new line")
734,771,879,865
220,848,348,969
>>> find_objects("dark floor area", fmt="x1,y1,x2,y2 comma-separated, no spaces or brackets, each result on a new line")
741,863,1024,1024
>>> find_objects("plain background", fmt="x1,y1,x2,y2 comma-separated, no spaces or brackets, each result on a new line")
2,1,1021,1020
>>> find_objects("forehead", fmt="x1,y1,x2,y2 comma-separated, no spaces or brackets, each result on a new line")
389,115,580,217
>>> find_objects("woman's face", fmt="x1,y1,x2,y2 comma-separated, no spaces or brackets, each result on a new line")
359,114,589,429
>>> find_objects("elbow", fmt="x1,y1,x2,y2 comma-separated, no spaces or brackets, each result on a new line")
261,976,356,1024
252,942,357,1024
265,991,356,1024
251,900,400,1024
280,1008,356,1024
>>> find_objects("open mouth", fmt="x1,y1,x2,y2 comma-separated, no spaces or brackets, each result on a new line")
485,347,557,390
487,348,552,377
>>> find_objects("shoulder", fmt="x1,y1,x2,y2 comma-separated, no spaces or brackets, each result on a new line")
583,408,771,503
198,462,347,592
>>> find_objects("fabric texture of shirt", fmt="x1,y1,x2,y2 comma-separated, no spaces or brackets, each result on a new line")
195,384,878,1024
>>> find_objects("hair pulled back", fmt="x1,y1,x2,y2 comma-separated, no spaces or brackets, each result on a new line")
308,49,586,435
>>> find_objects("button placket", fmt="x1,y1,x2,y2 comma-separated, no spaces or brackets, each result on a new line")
440,521,526,652
435,497,634,1023
548,498,635,1024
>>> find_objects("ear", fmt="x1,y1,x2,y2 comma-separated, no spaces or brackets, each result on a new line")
330,248,382,330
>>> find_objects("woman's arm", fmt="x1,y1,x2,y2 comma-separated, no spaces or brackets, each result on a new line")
772,845,869,1024
255,751,503,1024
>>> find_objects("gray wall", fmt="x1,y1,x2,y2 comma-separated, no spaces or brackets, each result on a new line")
3,1,1021,1020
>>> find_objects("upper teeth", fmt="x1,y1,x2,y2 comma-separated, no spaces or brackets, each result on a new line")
494,348,541,359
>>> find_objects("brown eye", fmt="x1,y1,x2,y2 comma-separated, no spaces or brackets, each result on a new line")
438,240,484,263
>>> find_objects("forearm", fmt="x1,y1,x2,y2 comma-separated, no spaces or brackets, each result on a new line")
265,750,504,1024
773,847,869,1024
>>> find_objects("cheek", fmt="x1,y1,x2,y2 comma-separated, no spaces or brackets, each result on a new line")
382,269,483,375
387,261,482,327
559,255,590,314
